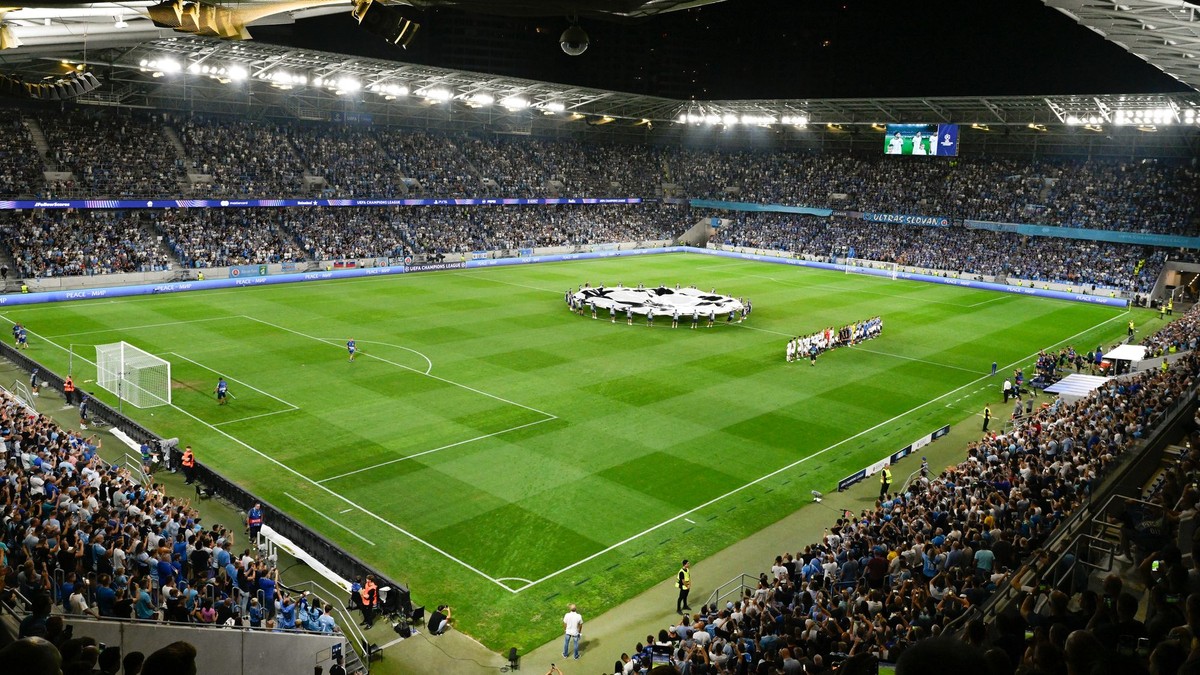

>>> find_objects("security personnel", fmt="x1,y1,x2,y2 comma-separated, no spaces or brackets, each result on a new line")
19,282,28,293
197,271,205,281
359,575,379,628
879,464,892,500
1128,320,1135,337
675,559,691,614
247,503,264,540
983,405,992,432
62,375,76,406
1168,298,1174,315
1163,358,1170,374
181,446,196,485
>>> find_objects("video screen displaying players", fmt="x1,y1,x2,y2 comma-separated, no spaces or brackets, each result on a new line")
883,123,959,157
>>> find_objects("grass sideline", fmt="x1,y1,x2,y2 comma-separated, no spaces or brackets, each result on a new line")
0,253,1144,651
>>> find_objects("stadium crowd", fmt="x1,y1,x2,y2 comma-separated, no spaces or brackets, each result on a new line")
0,211,173,278
0,107,1194,236
176,116,306,198
606,311,1200,674
151,209,307,267
0,118,44,200
718,214,1167,292
0,386,354,647
37,110,181,200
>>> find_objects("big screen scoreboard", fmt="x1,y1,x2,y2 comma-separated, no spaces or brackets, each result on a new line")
883,123,959,157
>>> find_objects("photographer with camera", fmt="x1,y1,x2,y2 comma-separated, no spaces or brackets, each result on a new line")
427,604,451,635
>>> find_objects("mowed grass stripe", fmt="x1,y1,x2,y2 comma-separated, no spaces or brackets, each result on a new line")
0,253,1136,650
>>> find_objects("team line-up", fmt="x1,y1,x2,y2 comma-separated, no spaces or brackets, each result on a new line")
786,317,884,365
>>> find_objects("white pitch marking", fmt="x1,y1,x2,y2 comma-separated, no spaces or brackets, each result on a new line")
0,318,519,593
512,308,1131,592
241,315,558,420
966,295,1011,308
338,339,434,375
284,492,377,546
340,508,354,514
166,351,300,409
450,272,561,295
317,417,557,483
43,316,231,339
684,518,696,524
211,409,301,427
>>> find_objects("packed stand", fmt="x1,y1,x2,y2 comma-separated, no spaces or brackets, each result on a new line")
607,312,1200,674
1141,302,1200,357
288,209,412,260
175,116,307,198
0,211,172,278
287,124,406,198
38,110,181,199
717,213,1164,291
13,104,1200,236
376,129,480,197
674,151,1198,235
151,209,306,267
0,388,350,648
402,203,681,254
0,118,44,199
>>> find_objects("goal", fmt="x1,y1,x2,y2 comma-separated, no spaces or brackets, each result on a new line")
845,258,898,280
95,342,172,408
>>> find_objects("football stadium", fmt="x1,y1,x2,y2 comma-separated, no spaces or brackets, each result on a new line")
0,1,1199,674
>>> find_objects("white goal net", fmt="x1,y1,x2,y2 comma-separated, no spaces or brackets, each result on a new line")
95,342,172,408
845,258,898,280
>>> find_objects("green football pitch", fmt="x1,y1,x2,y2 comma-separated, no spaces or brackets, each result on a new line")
0,253,1135,650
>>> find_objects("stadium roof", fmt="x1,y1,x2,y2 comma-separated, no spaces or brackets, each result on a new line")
7,35,1199,130
1045,0,1200,92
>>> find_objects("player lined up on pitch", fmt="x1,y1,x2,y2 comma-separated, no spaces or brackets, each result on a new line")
786,316,883,365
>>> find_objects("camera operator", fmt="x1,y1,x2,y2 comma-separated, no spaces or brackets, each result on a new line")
427,604,451,635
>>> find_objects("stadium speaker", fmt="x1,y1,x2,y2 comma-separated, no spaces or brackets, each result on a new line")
508,647,519,670
351,0,420,48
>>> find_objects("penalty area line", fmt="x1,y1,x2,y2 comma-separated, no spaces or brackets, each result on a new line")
240,314,558,420
0,312,524,593
510,308,1131,593
283,492,377,547
166,351,300,410
316,416,557,484
163,400,519,592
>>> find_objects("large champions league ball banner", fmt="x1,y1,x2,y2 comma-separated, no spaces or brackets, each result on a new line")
883,123,959,157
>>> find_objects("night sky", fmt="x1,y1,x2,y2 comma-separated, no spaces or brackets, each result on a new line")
253,0,1190,99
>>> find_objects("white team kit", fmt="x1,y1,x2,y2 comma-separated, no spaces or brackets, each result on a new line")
785,317,883,363
911,133,926,155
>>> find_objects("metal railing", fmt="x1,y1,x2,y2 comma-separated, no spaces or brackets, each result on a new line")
949,383,1194,638
703,574,758,612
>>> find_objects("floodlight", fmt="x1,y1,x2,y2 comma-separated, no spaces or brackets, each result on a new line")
501,96,529,110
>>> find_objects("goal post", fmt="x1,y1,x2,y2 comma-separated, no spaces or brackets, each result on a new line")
845,258,898,280
95,342,172,408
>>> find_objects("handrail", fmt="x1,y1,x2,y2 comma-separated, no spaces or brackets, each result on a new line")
954,386,1196,636
284,579,371,669
703,573,758,612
